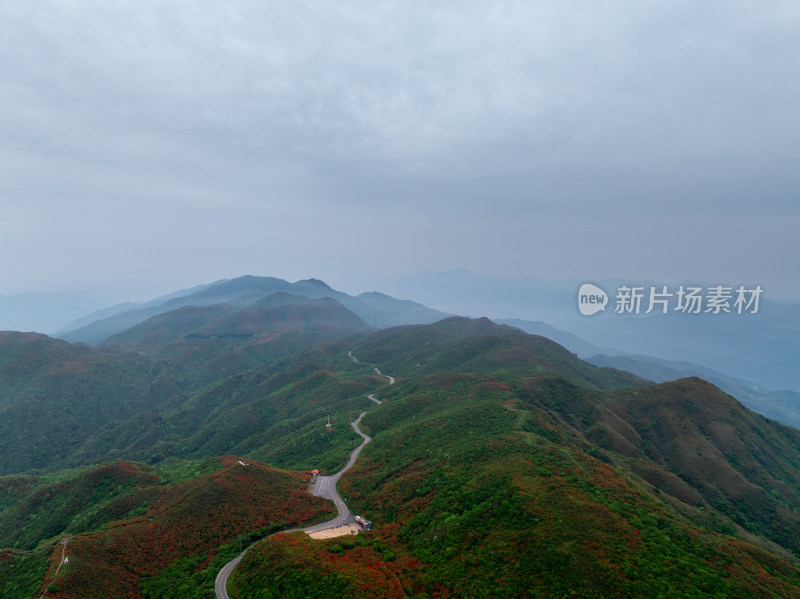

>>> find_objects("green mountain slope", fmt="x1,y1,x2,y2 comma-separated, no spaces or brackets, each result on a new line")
21,458,334,599
0,332,182,475
351,316,645,389
0,297,374,477
0,461,159,551
5,314,800,597
588,352,800,430
103,303,234,349
232,371,800,597
102,293,370,389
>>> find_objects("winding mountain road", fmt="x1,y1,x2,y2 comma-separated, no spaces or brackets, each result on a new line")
215,353,392,599
214,551,247,599
304,411,371,532
374,367,395,385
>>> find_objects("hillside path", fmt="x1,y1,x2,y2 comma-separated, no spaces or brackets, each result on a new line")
38,537,71,599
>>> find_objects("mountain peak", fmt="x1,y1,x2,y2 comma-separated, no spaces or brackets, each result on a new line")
296,278,333,290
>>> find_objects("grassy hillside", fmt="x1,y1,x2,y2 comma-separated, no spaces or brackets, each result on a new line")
29,458,333,599
350,317,645,390
588,352,800,430
0,301,372,477
6,315,800,597
231,370,800,597
592,378,800,554
0,461,160,551
102,294,370,389
102,303,234,349
0,332,182,475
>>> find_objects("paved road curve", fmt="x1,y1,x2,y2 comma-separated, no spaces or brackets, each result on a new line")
214,550,246,599
215,359,391,599
304,411,371,532
215,414,372,598
374,368,395,385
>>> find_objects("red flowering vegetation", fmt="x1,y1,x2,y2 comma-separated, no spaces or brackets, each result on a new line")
505,447,800,596
43,460,334,598
231,532,406,599
483,380,511,392
0,460,164,554
701,537,800,598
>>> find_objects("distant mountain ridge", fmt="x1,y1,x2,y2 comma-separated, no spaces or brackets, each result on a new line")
99,293,373,390
104,293,369,348
58,275,451,345
55,281,219,336
493,317,617,358
8,272,798,433
364,269,800,394
588,353,800,431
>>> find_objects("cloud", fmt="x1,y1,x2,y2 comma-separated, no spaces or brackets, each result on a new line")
0,1,798,295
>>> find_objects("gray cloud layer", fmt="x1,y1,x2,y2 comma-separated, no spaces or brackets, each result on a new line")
1,1,798,298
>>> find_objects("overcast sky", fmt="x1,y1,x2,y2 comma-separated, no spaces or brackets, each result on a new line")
1,1,798,301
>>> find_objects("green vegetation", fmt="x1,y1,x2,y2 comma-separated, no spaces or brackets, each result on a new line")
0,458,233,556
0,296,370,477
234,371,800,597
0,549,50,599
140,525,294,599
230,534,394,599
0,331,182,475
4,311,800,597
350,317,645,390
0,461,158,551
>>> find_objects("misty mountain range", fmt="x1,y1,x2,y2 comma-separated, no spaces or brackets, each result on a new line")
4,273,800,597
57,276,449,345
355,269,800,392
3,272,799,429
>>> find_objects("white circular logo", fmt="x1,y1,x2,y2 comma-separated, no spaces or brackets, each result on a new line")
577,283,608,316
